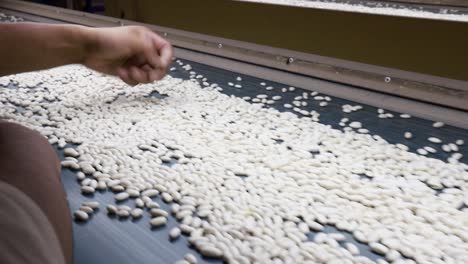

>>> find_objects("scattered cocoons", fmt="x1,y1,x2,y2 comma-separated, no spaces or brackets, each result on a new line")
1,62,466,264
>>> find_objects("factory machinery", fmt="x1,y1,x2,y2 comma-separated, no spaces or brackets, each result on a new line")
0,0,467,263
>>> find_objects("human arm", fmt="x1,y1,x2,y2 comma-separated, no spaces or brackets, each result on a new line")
0,23,173,85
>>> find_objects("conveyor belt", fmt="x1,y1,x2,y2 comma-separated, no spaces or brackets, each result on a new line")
1,8,467,264
54,58,466,264
170,59,468,165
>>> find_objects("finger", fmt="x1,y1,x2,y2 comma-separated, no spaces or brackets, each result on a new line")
148,68,165,82
146,60,167,81
129,66,150,84
136,32,161,70
143,46,162,70
117,67,139,86
141,64,163,82
150,33,173,68
158,42,173,69
142,64,152,72
128,54,147,68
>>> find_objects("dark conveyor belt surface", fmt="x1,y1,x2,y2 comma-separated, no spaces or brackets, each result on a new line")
55,59,467,264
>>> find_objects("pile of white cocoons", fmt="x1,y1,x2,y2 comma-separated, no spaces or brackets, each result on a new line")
0,64,466,264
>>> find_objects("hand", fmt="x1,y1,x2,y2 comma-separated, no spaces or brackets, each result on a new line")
83,26,173,85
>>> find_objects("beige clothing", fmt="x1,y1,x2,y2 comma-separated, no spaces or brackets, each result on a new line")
0,181,65,264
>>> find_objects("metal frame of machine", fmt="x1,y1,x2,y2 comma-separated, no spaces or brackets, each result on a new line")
0,0,467,129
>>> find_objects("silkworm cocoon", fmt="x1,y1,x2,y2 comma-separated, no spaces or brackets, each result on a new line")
428,137,442,143
200,245,223,258
80,206,94,214
117,209,130,218
81,186,95,194
169,227,181,240
83,201,99,209
150,216,167,227
131,208,143,218
64,147,79,157
433,121,444,128
345,242,360,255
146,201,160,209
404,132,412,139
150,208,168,217
161,192,173,202
76,172,86,181
74,210,88,221
106,204,117,215
184,253,197,264
369,242,389,255
135,198,144,208
126,189,140,198
115,192,130,201
179,224,195,234
417,148,428,155
349,122,362,129
61,160,79,170
424,146,437,153
171,203,180,215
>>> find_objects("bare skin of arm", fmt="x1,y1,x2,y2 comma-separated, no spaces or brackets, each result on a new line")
0,23,173,85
